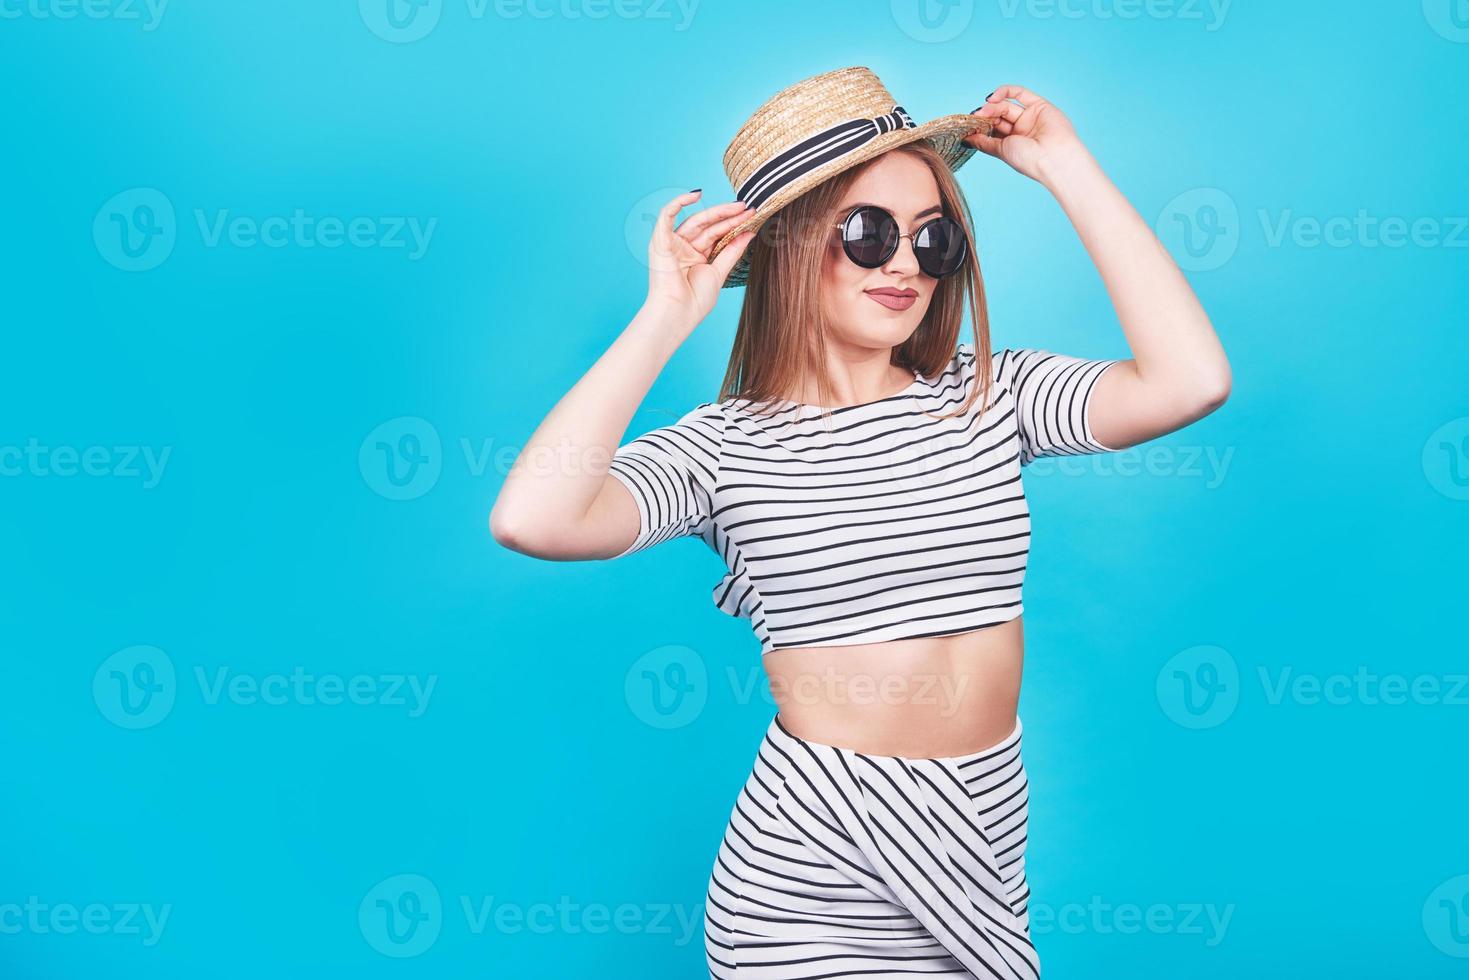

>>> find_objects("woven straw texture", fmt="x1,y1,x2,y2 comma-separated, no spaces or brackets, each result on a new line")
710,66,992,289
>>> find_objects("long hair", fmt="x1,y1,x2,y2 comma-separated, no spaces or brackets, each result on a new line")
717,141,993,424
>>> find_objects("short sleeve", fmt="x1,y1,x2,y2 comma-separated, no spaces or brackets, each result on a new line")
606,401,725,558
993,347,1120,465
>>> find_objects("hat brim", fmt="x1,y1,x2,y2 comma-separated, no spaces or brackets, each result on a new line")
710,113,993,289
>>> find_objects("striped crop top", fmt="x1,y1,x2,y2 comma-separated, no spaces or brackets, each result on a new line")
606,343,1120,656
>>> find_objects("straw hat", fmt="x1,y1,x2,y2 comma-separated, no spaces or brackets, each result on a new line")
709,65,993,289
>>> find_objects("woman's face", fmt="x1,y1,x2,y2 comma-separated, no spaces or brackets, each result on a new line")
820,151,944,348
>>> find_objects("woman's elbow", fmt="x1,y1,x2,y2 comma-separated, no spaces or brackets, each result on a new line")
489,502,536,555
1174,349,1232,418
1197,361,1232,415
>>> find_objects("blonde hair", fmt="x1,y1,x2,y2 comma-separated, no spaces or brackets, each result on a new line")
718,141,993,424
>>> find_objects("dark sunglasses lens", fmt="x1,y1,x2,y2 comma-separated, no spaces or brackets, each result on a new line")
914,217,967,277
842,207,898,268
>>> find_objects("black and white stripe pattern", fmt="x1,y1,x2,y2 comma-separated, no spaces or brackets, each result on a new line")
736,105,916,210
607,344,1119,655
704,713,1037,979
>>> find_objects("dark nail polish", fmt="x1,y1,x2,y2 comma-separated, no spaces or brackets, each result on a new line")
971,105,985,114
690,188,702,193
985,91,995,101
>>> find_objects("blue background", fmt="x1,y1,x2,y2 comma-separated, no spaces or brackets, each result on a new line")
3,1,1467,976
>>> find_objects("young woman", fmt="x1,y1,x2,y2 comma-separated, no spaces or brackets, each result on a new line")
491,67,1229,980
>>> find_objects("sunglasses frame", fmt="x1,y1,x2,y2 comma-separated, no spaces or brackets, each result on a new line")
832,204,969,279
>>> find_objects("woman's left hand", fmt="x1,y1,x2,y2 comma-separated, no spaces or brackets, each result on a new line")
965,84,1088,184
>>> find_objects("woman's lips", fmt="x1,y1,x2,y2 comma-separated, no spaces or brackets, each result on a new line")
865,288,918,311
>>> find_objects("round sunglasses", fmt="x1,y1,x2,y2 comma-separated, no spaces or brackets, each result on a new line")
834,204,968,279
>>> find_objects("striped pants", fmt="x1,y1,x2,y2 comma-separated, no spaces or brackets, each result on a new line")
705,714,1039,979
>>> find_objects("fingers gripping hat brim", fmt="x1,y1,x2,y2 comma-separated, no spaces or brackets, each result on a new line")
707,67,993,290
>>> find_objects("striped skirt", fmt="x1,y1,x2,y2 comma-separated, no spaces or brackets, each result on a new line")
705,714,1039,979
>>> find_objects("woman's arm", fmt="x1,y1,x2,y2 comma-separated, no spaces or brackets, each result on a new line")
971,85,1231,450
489,190,753,560
490,301,689,560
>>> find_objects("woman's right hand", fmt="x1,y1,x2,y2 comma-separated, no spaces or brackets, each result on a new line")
644,190,756,333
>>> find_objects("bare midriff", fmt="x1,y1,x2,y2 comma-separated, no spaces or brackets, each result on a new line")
761,616,1025,759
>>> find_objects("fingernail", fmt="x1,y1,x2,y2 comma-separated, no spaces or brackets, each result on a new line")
971,105,985,114
690,187,702,193
985,91,995,101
